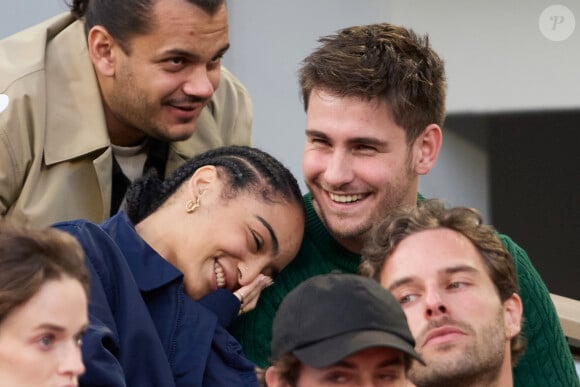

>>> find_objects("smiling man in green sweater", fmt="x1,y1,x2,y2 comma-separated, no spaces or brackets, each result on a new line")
231,23,579,387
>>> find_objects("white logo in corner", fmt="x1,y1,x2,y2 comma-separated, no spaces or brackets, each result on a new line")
539,5,575,42
0,94,9,113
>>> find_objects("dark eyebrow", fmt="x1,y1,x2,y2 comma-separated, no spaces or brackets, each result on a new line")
387,276,416,293
444,265,479,277
162,43,230,61
212,43,230,60
347,137,387,147
388,264,480,292
256,215,279,256
305,129,327,138
305,129,387,147
35,323,65,332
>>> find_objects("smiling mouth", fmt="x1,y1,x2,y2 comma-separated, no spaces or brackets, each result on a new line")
172,104,198,111
165,96,206,110
214,259,226,289
328,192,366,203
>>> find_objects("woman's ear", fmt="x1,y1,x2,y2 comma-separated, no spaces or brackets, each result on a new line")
87,26,118,77
412,124,442,175
503,293,523,339
186,165,219,199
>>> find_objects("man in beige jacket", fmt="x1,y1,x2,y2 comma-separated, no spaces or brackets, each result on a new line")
0,0,252,227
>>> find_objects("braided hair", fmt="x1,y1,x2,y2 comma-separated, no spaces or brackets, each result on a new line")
126,145,304,224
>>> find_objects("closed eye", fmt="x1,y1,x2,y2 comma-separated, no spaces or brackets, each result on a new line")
310,137,330,146
305,130,331,147
251,230,263,251
354,144,377,151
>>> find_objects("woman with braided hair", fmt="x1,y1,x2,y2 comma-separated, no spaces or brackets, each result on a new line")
54,145,305,387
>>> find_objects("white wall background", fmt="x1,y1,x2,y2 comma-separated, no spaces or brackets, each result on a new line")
0,1,68,34
2,0,579,221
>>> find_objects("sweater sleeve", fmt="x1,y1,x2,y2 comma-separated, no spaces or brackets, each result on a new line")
502,234,580,387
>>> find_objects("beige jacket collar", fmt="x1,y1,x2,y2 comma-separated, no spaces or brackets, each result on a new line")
42,14,222,176
44,15,110,166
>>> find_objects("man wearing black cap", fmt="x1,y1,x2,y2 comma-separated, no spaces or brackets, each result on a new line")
264,273,423,387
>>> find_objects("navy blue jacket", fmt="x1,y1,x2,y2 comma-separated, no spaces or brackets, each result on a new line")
54,212,258,387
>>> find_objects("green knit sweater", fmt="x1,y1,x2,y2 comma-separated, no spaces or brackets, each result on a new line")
231,194,579,387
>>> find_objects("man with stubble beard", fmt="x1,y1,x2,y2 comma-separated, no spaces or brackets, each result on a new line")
361,200,525,386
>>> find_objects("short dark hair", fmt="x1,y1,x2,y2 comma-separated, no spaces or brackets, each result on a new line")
0,220,89,325
68,0,226,52
360,199,526,362
299,23,446,144
126,145,305,224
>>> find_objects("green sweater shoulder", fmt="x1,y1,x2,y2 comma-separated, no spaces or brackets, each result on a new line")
231,195,579,386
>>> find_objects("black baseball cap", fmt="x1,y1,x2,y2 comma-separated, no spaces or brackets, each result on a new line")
270,273,424,368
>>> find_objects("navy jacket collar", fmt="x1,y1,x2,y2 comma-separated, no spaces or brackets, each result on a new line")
102,212,183,292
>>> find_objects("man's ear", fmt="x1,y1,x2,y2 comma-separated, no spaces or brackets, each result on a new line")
412,124,442,175
186,165,218,199
265,366,287,387
87,26,119,77
503,293,523,339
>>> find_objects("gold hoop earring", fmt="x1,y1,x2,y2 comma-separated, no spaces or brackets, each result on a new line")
185,196,201,213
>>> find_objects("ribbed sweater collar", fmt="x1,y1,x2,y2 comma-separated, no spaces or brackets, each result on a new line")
303,193,361,273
